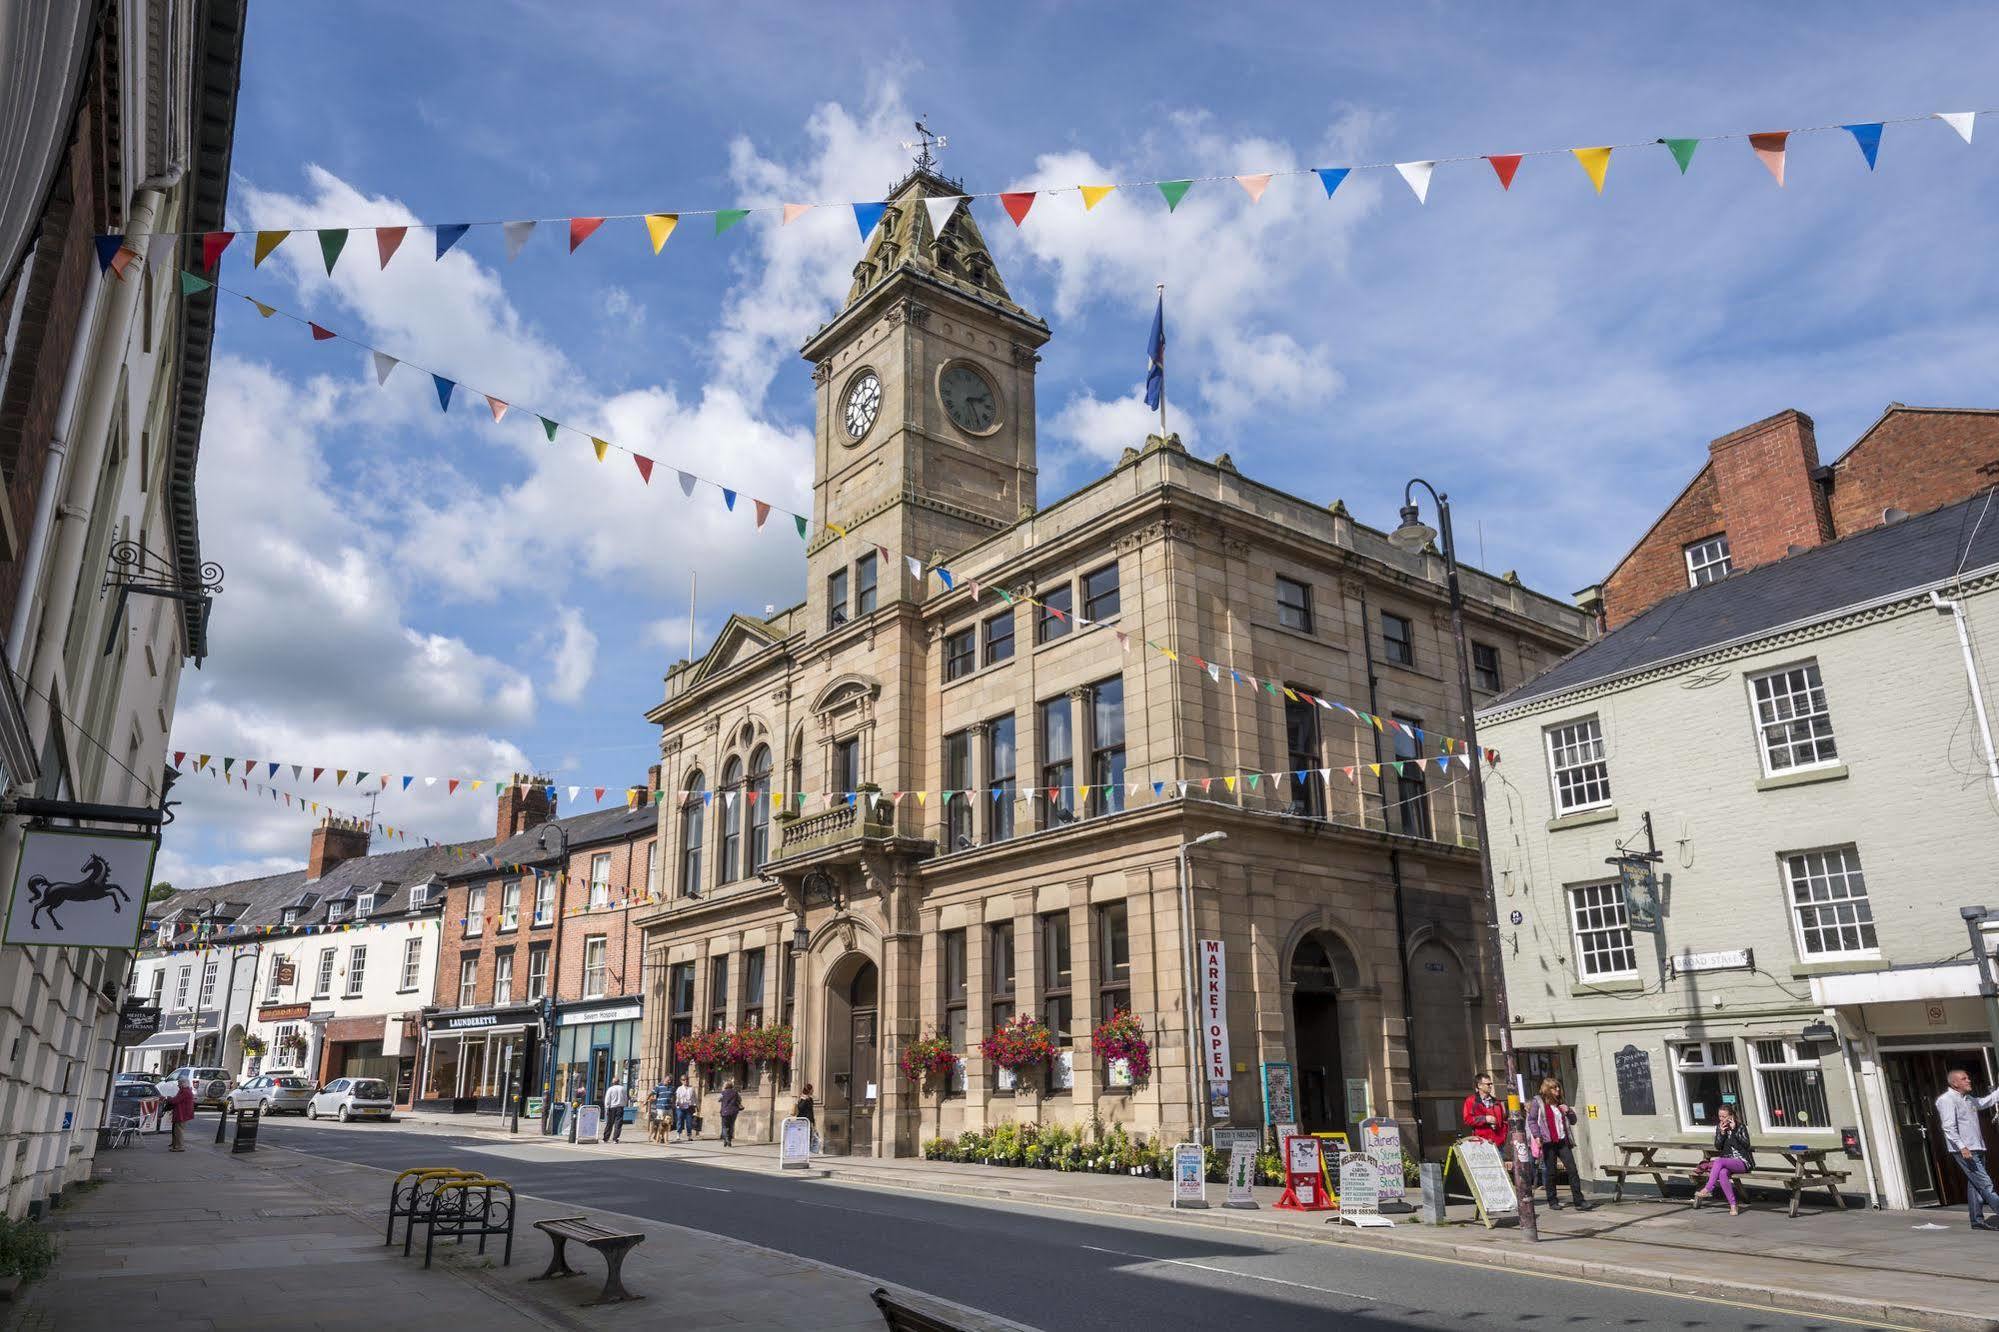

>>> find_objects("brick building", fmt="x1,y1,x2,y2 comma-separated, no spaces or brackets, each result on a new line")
414,780,656,1122
635,163,1592,1158
1590,405,1999,629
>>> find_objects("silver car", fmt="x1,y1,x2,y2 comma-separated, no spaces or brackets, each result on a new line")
227,1074,315,1116
156,1066,231,1107
305,1076,394,1122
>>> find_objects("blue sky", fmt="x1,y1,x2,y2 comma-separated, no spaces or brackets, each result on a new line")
159,1,1999,884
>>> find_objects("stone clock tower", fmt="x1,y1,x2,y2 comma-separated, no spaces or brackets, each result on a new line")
799,167,1050,628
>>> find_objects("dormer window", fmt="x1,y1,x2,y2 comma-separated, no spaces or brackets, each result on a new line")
327,902,347,924
355,892,376,919
281,908,299,928
409,884,431,909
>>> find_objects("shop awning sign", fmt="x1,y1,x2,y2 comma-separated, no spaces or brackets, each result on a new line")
3,827,157,949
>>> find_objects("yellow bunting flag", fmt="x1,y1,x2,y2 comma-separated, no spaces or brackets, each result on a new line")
1223,776,1238,792
251,300,277,318
592,437,609,462
644,213,679,254
1571,146,1613,194
1079,185,1116,211
253,230,290,266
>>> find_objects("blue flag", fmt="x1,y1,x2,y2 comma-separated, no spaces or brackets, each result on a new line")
1144,292,1165,411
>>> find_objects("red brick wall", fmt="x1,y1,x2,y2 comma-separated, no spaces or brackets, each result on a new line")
1828,409,1999,535
1601,465,1724,629
552,833,653,1004
432,875,558,1008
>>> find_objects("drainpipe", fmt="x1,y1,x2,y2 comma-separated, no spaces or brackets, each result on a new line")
16,177,176,746
1930,590,1999,808
1357,584,1422,1133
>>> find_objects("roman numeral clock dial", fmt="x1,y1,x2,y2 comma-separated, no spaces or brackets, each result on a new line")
940,364,999,434
843,371,882,442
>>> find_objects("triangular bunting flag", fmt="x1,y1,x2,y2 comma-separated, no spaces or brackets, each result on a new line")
485,396,508,423
336,769,347,784
371,351,397,385
795,514,808,540
921,194,961,239
402,775,414,790
250,300,276,317
753,500,770,529
1157,180,1192,211
376,226,407,268
722,489,736,510
309,766,321,781
633,454,654,483
1748,131,1788,186
1571,146,1612,194
641,213,679,253
318,229,347,274
448,779,459,794
714,209,750,235
94,235,124,272
676,470,696,498
502,220,536,260
852,202,888,239
1487,154,1522,189
435,224,469,259
1843,123,1883,170
999,191,1036,226
433,376,454,411
1394,161,1435,203
1937,112,1976,144
200,231,235,272
780,203,811,226
593,787,605,802
252,230,290,266
540,416,557,442
1661,138,1700,173
178,271,211,296
906,555,924,580
1234,173,1272,203
591,437,609,462
308,322,335,341
1079,184,1116,211
569,217,605,252
1316,167,1349,198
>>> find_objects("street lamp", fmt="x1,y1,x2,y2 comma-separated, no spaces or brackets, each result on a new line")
533,821,570,1135
1391,478,1540,1243
1180,830,1227,1149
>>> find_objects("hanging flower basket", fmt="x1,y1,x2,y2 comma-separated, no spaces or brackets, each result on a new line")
980,1013,1055,1071
675,1030,730,1068
241,1034,268,1058
1090,1009,1151,1083
898,1032,958,1085
274,1033,307,1064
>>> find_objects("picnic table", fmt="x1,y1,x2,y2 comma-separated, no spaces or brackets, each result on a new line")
1606,1137,1849,1218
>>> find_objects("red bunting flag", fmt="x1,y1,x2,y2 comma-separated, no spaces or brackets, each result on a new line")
173,751,185,766
485,396,508,422
448,779,460,794
1487,154,1523,189
311,767,323,781
753,499,770,529
569,217,606,251
1000,192,1037,226
633,454,654,483
376,226,407,268
593,787,606,802
201,231,235,272
309,322,335,341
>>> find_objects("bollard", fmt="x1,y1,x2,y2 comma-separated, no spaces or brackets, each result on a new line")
1420,1161,1447,1224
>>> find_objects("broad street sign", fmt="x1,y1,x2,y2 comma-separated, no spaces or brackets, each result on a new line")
3,828,157,949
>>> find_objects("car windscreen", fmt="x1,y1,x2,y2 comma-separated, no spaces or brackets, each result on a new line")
350,1080,389,1099
272,1077,309,1089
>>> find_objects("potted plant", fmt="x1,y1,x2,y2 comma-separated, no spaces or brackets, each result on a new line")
241,1034,267,1058
980,1013,1055,1094
1090,1009,1150,1086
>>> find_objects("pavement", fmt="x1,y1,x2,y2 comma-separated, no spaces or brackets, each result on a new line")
0,1114,1026,1332
355,1107,1999,1330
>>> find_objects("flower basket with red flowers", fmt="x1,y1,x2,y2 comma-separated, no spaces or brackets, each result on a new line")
748,1023,794,1066
1090,1010,1151,1084
979,1013,1055,1071
674,1029,729,1067
898,1033,958,1085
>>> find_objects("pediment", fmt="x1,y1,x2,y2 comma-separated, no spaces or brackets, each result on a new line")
693,614,783,684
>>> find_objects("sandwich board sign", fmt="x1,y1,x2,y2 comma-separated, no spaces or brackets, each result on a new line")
1274,1134,1333,1211
779,1116,814,1170
1171,1142,1207,1209
1225,1144,1258,1208
1334,1155,1395,1228
1359,1117,1406,1207
1448,1135,1520,1227
4,828,156,949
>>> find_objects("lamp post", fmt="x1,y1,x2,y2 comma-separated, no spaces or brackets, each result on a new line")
535,821,570,1135
1179,830,1228,1149
1391,479,1539,1243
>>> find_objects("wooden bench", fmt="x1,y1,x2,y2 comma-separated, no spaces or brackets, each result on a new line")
530,1216,644,1306
1608,1139,1851,1217
386,1167,480,1249
418,1178,516,1269
871,1287,969,1332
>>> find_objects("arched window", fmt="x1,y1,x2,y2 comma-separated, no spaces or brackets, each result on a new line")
718,756,743,884
747,746,772,871
679,773,706,898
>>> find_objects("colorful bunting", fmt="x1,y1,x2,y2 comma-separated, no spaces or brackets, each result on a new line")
201,231,234,272
371,351,397,385
1157,180,1192,211
1571,146,1612,194
486,396,508,423
1316,167,1349,198
633,454,653,483
1234,173,1272,203
540,416,557,442
714,209,750,235
591,437,608,462
1394,161,1435,204
853,201,888,239
1748,131,1789,186
94,235,125,272
643,213,678,253
318,229,348,274
569,217,606,251
1487,155,1522,190
1079,184,1117,211
1662,137,1700,173
252,230,290,267
178,271,211,296
434,224,469,259
1937,112,1976,144
921,195,960,238
1843,123,1883,170
502,220,536,260
999,192,1037,225
780,204,811,226
308,322,335,341
433,375,454,411
376,226,407,268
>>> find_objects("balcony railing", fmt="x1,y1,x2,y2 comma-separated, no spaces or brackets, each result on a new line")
777,799,896,857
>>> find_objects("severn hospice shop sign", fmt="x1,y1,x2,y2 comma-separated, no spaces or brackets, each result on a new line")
3,828,156,949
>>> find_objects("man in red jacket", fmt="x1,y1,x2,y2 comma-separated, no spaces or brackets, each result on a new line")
168,1073,196,1152
1461,1072,1506,1147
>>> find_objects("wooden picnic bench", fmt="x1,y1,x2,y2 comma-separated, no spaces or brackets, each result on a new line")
1607,1137,1850,1218
530,1216,645,1306
871,1286,970,1331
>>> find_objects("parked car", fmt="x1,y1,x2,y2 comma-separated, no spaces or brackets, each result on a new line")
227,1074,315,1116
306,1077,394,1122
108,1082,167,1133
114,1070,158,1087
155,1067,231,1107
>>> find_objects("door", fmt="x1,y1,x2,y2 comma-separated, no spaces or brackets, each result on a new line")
587,1045,611,1106
826,960,879,1156
848,1008,878,1156
1293,991,1345,1134
1885,1049,1996,1207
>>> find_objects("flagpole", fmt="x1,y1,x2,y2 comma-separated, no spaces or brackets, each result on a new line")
1155,283,1167,440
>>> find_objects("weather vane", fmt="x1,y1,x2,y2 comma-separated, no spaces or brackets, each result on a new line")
901,117,947,172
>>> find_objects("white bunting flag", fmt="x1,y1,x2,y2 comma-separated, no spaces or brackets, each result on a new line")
922,195,963,239
372,351,398,385
569,786,581,802
1937,111,1977,144
502,220,537,260
1395,161,1436,204
677,470,697,498
906,555,924,580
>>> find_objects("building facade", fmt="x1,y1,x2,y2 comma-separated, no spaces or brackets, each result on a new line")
1478,490,1999,1211
635,165,1590,1157
0,0,243,1217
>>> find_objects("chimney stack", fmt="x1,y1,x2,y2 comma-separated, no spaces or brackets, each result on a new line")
498,772,556,839
308,815,371,879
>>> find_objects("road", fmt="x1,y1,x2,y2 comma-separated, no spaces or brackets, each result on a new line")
263,1119,1884,1331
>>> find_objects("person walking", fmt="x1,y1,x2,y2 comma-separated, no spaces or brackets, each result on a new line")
1461,1072,1505,1147
673,1075,696,1141
1694,1104,1756,1216
718,1080,742,1147
792,1083,815,1127
1526,1076,1595,1211
1936,1067,1999,1230
167,1072,195,1152
602,1077,628,1143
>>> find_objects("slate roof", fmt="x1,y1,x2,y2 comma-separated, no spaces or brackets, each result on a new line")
1489,490,1999,712
440,804,657,882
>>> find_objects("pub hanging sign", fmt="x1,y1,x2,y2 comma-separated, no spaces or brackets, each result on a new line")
1615,858,1661,934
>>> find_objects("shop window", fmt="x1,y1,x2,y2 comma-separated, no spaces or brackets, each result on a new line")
990,922,1016,1036
424,1037,461,1100
1040,911,1072,1047
779,946,797,1090
669,962,696,1079
1673,1040,1741,1130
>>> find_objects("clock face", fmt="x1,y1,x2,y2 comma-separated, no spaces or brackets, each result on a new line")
939,364,998,433
843,371,882,441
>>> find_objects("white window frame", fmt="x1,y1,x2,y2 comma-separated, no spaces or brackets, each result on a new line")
400,938,422,991
1783,845,1879,959
589,853,612,908
1545,715,1612,814
527,945,549,1001
354,892,376,919
1684,534,1733,587
345,945,367,998
315,948,336,999
534,877,555,925
466,886,485,937
457,957,478,1008
327,901,346,924
409,884,432,909
500,882,520,931
583,937,608,999
1671,1039,1741,1131
175,965,190,1009
494,951,514,1005
265,957,284,1002
1748,660,1839,777
281,908,299,927
1749,1037,1835,1135
1567,881,1638,981
198,958,218,1008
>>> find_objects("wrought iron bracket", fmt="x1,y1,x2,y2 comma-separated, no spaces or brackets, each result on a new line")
101,540,222,660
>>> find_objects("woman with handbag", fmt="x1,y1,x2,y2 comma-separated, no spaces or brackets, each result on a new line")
1525,1077,1596,1211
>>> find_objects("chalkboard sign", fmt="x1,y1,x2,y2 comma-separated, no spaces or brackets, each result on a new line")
1452,1136,1518,1224
1614,1044,1656,1117
231,1107,259,1154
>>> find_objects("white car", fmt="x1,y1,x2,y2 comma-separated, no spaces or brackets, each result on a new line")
156,1067,232,1107
305,1076,394,1122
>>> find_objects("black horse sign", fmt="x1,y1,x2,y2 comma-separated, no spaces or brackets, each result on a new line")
5,829,156,949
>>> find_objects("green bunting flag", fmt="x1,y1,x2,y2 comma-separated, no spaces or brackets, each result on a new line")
714,209,750,236
794,514,809,540
178,271,212,296
539,416,558,442
1662,138,1700,173
318,229,348,274
1157,180,1193,212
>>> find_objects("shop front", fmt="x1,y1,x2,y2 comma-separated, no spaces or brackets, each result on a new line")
550,998,642,1118
320,1015,390,1087
417,1004,543,1115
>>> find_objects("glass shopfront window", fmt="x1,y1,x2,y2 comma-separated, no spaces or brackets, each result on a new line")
425,1036,462,1099
553,1017,640,1110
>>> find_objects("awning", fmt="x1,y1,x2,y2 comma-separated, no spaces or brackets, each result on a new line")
130,1031,194,1052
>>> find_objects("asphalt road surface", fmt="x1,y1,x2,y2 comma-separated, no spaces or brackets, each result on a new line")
263,1120,1886,1331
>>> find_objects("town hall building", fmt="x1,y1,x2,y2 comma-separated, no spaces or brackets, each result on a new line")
635,163,1591,1157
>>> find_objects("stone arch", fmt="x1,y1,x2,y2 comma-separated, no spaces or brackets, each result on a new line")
810,674,879,716
1276,911,1368,992
1403,924,1480,1000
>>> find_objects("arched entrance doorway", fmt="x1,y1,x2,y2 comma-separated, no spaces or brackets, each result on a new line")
1408,938,1476,1150
821,955,879,1156
1292,931,1359,1136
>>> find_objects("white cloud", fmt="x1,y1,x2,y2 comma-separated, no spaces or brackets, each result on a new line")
1048,389,1194,462
543,606,597,703
601,286,646,334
